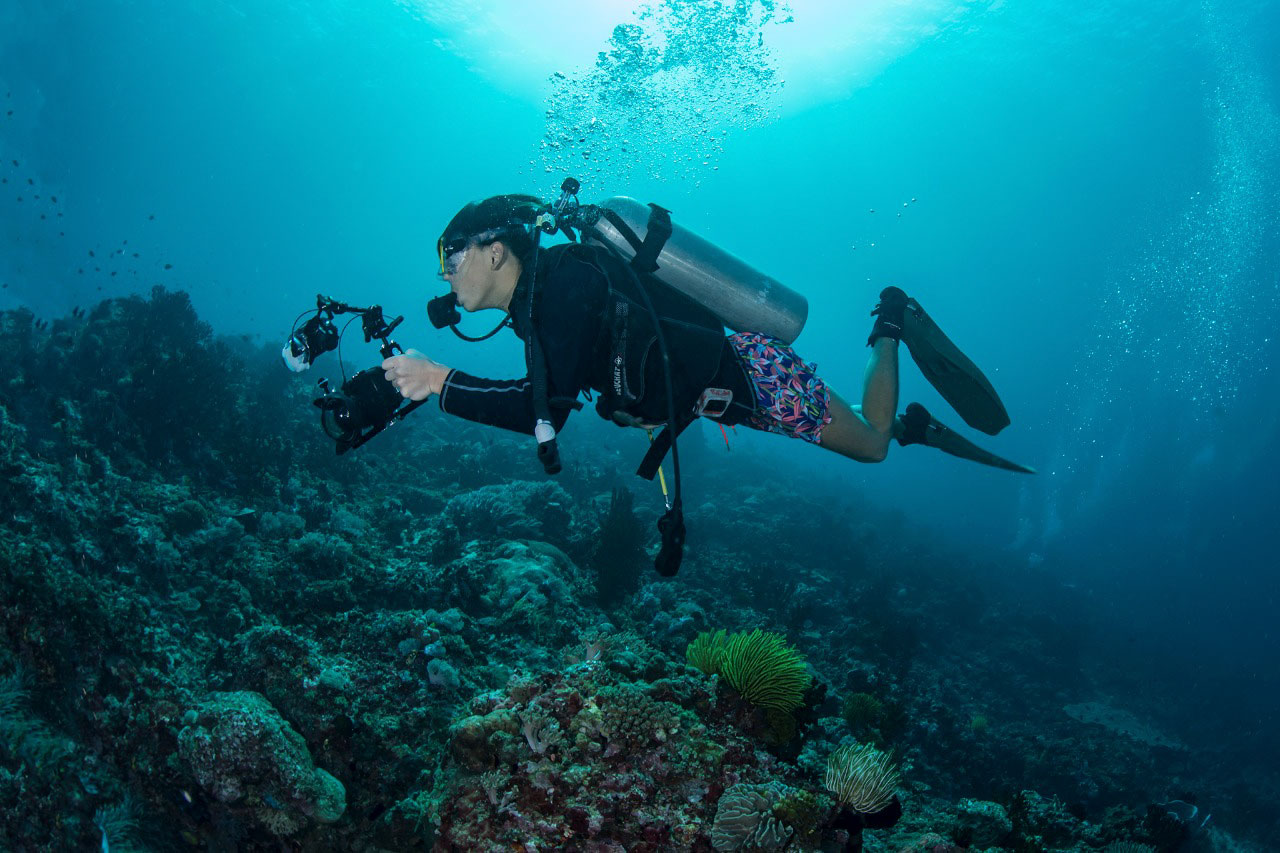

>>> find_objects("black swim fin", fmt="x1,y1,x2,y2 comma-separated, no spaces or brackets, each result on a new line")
894,403,1035,474
900,298,1010,435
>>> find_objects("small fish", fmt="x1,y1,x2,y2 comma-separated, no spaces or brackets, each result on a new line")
164,263,173,270
132,252,139,258
26,178,33,185
110,271,117,277
50,195,57,203
88,250,94,257
148,214,155,220
77,268,84,274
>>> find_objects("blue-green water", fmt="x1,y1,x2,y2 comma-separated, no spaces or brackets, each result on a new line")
2,0,1278,849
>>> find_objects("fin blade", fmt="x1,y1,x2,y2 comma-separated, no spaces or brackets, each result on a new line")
901,301,1010,435
894,407,1036,474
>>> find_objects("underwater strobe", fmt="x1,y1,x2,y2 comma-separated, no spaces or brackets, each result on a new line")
282,294,425,454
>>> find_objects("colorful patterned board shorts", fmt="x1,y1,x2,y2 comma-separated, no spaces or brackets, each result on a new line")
727,332,833,444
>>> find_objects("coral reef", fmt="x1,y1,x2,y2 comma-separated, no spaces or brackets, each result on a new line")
0,292,1270,850
178,691,347,831
711,781,805,851
433,663,841,849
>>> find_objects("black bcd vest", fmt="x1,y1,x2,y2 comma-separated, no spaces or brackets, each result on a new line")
537,242,725,430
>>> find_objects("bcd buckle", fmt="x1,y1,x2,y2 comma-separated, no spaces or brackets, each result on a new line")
693,387,732,419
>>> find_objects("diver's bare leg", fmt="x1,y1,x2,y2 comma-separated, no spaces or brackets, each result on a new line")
818,338,899,462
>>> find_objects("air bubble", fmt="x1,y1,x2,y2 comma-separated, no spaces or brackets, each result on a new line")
535,1,789,183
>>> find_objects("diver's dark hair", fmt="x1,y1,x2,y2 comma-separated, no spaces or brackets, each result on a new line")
441,193,543,261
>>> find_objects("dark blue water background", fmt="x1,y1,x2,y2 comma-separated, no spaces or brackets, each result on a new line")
2,0,1277,754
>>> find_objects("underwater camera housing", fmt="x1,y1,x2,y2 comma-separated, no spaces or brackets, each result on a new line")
283,294,426,455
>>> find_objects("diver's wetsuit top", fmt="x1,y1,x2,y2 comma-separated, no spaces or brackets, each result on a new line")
437,243,754,435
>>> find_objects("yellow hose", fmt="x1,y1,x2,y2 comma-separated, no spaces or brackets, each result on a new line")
647,429,671,509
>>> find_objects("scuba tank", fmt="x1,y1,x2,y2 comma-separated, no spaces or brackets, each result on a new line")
585,196,808,344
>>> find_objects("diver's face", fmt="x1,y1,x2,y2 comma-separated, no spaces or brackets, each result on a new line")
443,239,518,313
444,245,489,312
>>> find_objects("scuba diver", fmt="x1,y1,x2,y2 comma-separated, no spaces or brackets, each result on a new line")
382,185,1031,575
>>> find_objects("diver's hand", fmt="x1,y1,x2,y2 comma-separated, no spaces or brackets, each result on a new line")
382,349,450,401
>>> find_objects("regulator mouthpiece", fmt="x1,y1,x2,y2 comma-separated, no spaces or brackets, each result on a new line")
427,292,462,329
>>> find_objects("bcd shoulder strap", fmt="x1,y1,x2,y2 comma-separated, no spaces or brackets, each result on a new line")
598,203,672,273
588,206,714,480
585,203,697,577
